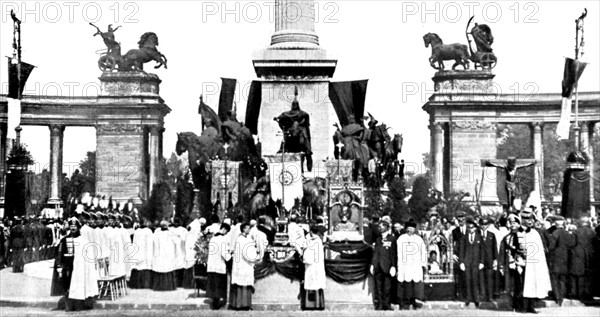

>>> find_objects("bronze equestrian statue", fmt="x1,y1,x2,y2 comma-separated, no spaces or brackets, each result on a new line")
274,88,313,171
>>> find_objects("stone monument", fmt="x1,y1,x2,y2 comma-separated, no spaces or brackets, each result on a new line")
253,0,337,169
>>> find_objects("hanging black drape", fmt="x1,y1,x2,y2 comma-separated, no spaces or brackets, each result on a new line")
254,242,372,284
328,80,368,126
245,81,262,135
218,78,237,121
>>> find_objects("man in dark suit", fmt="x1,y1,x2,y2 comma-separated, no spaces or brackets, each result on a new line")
370,221,397,310
452,211,468,300
10,217,26,272
569,218,595,300
479,217,498,302
460,216,484,307
548,215,575,306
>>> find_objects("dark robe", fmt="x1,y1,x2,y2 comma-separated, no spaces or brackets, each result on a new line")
498,230,526,312
548,227,575,302
568,226,595,299
460,231,484,303
9,224,25,272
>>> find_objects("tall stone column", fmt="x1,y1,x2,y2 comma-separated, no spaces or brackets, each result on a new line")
532,122,543,196
581,122,595,216
148,126,160,192
272,0,319,48
430,122,444,192
590,122,597,216
0,124,6,211
48,125,65,205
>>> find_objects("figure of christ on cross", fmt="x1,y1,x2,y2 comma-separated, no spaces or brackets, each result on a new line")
481,157,537,211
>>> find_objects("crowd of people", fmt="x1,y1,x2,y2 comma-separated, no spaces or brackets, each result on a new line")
1,216,63,271
2,204,600,313
361,208,600,313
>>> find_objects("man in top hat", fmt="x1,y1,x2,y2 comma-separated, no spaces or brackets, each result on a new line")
452,210,468,300
547,215,574,305
479,216,498,302
520,209,552,313
459,216,484,307
370,220,397,310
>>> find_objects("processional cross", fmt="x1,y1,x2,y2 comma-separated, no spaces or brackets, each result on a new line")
336,142,344,180
480,157,537,210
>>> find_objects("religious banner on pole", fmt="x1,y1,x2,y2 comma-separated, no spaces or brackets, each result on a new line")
264,153,303,211
324,160,354,184
210,160,241,210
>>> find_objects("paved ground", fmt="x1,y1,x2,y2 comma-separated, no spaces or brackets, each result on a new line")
2,261,599,314
1,306,600,317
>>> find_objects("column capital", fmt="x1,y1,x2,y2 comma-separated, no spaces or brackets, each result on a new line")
49,125,65,135
580,121,590,133
429,122,444,133
531,121,543,131
149,125,161,135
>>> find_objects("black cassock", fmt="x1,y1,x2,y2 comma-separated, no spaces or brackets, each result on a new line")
51,233,77,296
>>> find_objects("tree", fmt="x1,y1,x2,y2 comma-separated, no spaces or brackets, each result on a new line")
175,172,194,226
78,151,96,193
407,175,435,222
5,144,35,218
383,177,410,223
139,181,173,224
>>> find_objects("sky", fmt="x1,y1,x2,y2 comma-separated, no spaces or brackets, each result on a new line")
1,0,599,176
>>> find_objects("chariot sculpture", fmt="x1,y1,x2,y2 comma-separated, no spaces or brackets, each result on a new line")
90,23,167,72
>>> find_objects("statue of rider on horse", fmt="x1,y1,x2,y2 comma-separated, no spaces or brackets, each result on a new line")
90,23,168,72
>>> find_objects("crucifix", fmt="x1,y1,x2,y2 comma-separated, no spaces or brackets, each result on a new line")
480,157,537,210
336,142,344,181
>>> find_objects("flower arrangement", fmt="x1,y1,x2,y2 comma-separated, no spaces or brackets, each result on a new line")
194,232,212,265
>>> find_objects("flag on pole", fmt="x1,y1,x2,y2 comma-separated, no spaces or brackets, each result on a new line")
556,57,587,139
265,153,303,211
198,95,221,133
7,58,35,139
218,78,237,122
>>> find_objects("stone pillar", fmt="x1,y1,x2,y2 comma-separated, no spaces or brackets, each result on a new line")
272,0,319,48
0,124,6,213
430,122,444,192
148,126,160,192
48,125,65,205
581,122,595,216
532,122,543,196
96,124,146,204
590,122,597,216
450,121,498,202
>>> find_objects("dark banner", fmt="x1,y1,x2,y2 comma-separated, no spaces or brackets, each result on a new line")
328,80,368,126
561,58,587,98
218,78,237,122
245,81,262,135
561,169,590,219
8,59,35,99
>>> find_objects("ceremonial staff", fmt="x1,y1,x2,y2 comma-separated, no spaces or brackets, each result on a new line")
573,8,587,149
